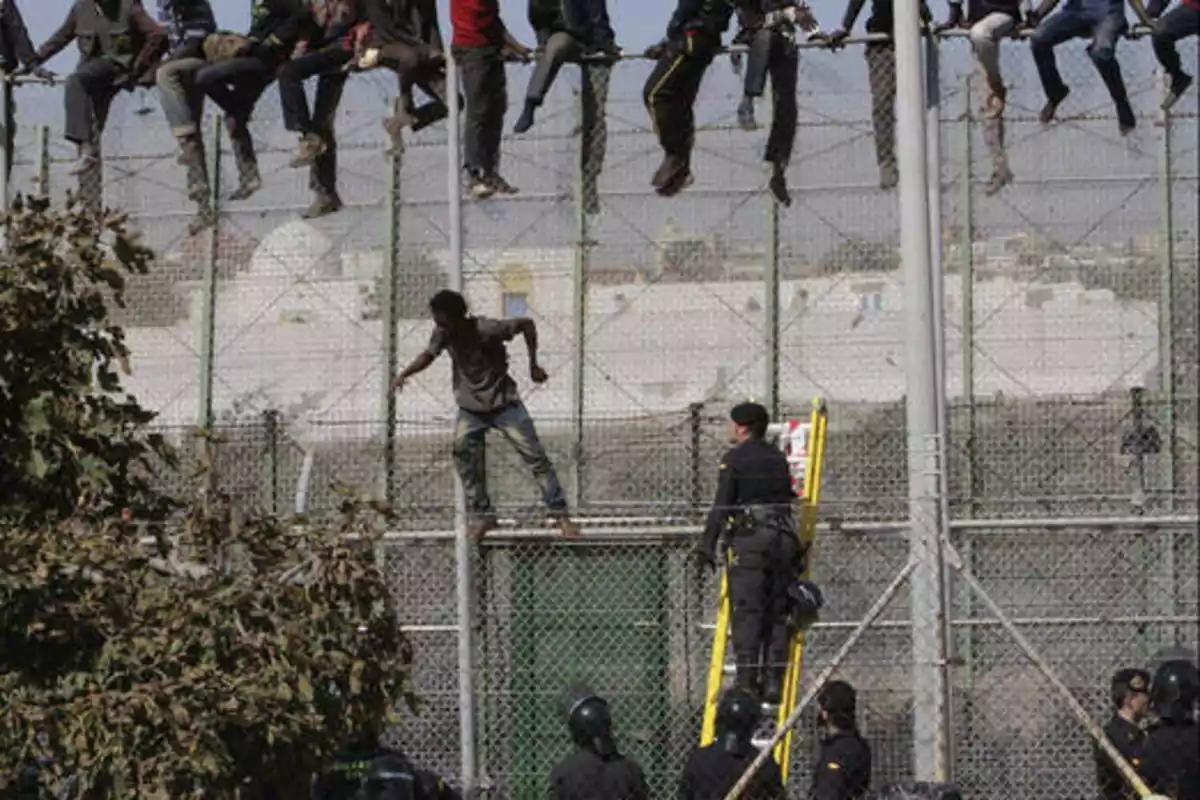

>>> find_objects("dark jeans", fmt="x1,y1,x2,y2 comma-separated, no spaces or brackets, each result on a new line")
728,515,800,689
743,28,798,167
277,48,352,133
1152,3,1200,80
452,401,567,517
195,56,274,178
1030,10,1130,110
377,41,446,107
561,0,615,46
865,42,897,178
643,35,718,162
64,57,126,145
454,44,506,175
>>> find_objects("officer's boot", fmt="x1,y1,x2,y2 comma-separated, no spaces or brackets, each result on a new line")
734,649,762,697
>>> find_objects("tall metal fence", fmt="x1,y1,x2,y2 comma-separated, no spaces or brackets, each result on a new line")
4,31,1197,798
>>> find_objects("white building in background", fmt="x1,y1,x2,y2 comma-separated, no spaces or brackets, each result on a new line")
122,225,1160,439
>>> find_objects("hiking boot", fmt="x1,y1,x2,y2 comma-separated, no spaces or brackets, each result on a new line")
1162,73,1193,112
229,172,262,201
467,169,495,199
651,154,688,190
382,110,414,155
469,513,499,539
552,515,581,538
656,168,694,198
983,87,1006,120
411,99,450,133
301,192,343,219
290,132,327,168
69,144,100,176
1039,87,1069,125
186,203,218,237
513,100,537,134
486,172,519,195
984,164,1014,196
737,96,757,131
768,163,791,207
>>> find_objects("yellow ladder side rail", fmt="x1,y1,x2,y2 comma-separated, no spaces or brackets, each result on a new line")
700,568,731,746
774,398,829,781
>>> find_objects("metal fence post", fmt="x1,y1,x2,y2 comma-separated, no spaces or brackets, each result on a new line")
262,409,280,514
764,87,781,419
1,73,11,219
896,2,950,782
570,89,588,509
35,125,50,198
197,115,222,433
446,52,477,797
689,402,704,508
1156,84,1176,510
958,74,977,517
381,98,403,505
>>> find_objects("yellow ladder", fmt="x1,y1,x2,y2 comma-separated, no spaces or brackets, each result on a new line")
699,397,829,784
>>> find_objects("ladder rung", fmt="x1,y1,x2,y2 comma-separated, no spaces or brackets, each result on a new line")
751,736,774,750
722,662,737,676
761,703,780,714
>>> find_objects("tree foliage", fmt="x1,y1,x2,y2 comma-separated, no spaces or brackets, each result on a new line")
0,197,413,798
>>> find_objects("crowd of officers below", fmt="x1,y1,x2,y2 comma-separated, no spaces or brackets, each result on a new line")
310,659,1198,800
0,0,1195,232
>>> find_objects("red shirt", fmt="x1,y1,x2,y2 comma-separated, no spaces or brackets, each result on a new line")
450,0,502,47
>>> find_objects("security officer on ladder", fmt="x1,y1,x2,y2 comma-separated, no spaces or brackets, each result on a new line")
548,684,651,800
677,688,785,799
697,401,803,704
1094,668,1151,800
1139,659,1199,800
811,680,871,800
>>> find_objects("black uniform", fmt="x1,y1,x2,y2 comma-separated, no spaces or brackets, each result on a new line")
1094,715,1147,800
677,744,785,799
1140,722,1199,800
811,730,872,800
313,746,460,800
643,0,735,196
548,749,651,800
699,410,798,697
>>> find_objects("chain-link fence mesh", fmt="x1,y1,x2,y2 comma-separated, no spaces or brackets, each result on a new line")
4,30,1197,798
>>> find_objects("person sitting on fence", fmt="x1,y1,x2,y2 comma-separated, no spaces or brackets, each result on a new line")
449,0,533,199
512,0,617,135
642,0,736,198
548,685,651,800
277,0,368,219
354,0,452,156
2,0,54,183
822,0,932,191
31,0,167,176
152,0,218,234
1027,0,1136,135
730,0,822,208
677,688,785,800
390,290,580,540
935,0,1024,196
191,0,307,204
1142,0,1197,112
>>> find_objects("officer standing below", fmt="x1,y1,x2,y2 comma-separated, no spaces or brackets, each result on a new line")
1094,668,1151,800
1139,659,1199,800
548,684,651,800
313,728,461,799
696,401,800,703
677,688,785,799
811,680,871,800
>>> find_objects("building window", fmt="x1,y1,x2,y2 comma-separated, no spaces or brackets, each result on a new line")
857,292,883,312
503,292,528,318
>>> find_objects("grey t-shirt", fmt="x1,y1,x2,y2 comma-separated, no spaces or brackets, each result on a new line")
425,316,522,413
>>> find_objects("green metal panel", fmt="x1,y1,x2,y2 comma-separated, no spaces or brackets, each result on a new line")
511,546,669,799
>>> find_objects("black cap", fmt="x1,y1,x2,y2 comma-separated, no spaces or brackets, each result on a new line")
1113,668,1151,695
818,680,857,715
730,402,769,428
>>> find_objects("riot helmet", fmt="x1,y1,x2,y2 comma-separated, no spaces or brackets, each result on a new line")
561,684,617,757
786,578,824,632
715,688,761,755
1150,659,1199,723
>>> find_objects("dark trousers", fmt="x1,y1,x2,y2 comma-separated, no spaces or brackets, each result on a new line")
1152,3,1200,80
377,41,447,107
561,0,615,45
1030,11,1131,111
454,44,506,175
452,401,567,517
728,515,800,689
195,56,274,178
865,42,897,178
277,49,351,197
643,36,718,163
64,57,126,145
743,28,798,167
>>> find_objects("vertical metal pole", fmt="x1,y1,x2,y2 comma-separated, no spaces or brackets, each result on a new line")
765,87,781,419
923,36,955,780
689,402,703,508
1156,85,1176,512
570,90,588,509
381,98,403,505
197,115,223,431
35,125,50,198
446,53,477,797
896,0,949,782
0,74,11,219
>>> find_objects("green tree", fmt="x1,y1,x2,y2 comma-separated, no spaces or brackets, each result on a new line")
0,196,413,798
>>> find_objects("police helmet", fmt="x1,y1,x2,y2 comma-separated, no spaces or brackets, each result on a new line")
561,684,617,757
715,688,761,755
786,578,824,632
1150,659,1199,723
